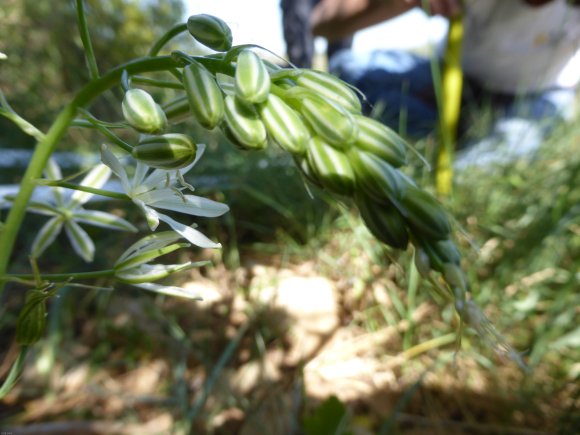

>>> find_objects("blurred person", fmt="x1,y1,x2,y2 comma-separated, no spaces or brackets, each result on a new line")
310,0,580,167
281,0,354,68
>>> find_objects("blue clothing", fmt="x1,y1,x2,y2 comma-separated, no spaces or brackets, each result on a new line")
329,49,577,168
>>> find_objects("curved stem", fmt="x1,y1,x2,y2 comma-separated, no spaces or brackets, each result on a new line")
149,23,188,57
0,56,178,295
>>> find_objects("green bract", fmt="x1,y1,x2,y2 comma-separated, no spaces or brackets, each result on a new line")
235,49,270,104
296,69,362,114
122,89,167,134
259,94,309,155
306,136,355,196
223,95,267,150
353,115,408,167
187,14,233,52
183,60,225,129
132,133,197,169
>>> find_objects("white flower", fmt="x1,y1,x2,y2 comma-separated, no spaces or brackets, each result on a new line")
100,143,229,248
26,158,137,262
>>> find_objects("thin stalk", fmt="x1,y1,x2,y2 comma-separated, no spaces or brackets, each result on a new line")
0,56,178,296
182,321,250,430
80,109,133,153
75,0,99,79
149,23,188,57
38,181,130,201
4,269,116,282
130,75,184,90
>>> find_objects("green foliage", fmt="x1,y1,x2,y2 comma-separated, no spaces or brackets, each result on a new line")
303,396,351,435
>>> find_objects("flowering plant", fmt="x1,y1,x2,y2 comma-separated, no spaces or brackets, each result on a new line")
0,2,524,397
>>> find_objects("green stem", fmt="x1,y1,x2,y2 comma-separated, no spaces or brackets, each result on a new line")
131,75,184,90
4,269,116,282
80,109,134,153
0,56,178,296
39,181,130,201
75,0,99,80
149,23,188,57
71,119,127,129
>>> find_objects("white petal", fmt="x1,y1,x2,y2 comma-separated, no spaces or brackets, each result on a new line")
31,217,63,258
157,213,221,249
69,164,112,207
133,198,159,230
45,158,65,207
131,282,203,300
147,194,229,217
132,162,150,188
101,145,131,194
72,209,138,232
64,220,95,262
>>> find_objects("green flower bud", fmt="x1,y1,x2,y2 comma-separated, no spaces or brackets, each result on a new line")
348,148,407,201
122,89,167,134
353,115,408,167
298,94,358,149
235,49,271,104
187,14,233,52
259,94,310,155
223,95,267,150
16,289,54,345
296,69,362,114
132,133,197,170
400,186,451,240
355,192,409,250
306,136,355,196
183,60,225,129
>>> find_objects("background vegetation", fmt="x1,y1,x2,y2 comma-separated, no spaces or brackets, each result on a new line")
1,1,578,434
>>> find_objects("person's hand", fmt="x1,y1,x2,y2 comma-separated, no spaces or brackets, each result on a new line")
405,0,462,18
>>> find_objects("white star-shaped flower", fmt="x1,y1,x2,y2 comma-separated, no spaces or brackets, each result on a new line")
100,144,229,249
26,158,137,262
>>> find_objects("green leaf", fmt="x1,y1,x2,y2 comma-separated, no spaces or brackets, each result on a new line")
303,395,351,435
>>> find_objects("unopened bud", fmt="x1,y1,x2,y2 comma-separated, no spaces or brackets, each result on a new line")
183,60,225,129
296,69,362,114
223,95,267,150
187,14,233,52
235,49,271,104
132,133,197,169
122,89,167,134
306,136,355,196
